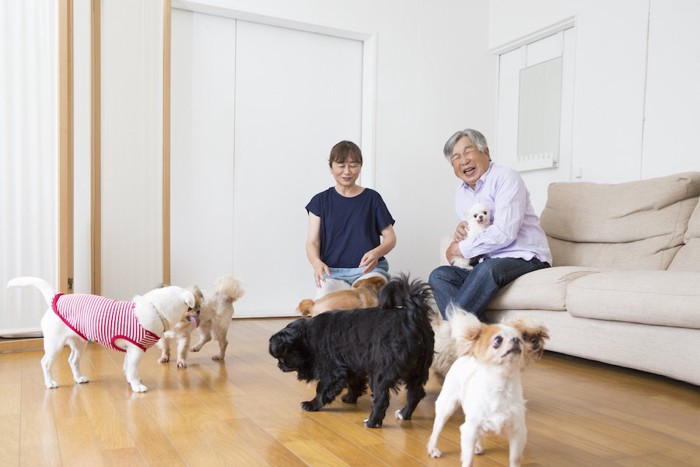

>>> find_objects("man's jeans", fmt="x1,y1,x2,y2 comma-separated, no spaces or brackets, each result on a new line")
428,257,550,320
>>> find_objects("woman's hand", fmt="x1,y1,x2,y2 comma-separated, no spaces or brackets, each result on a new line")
312,261,330,288
359,251,379,273
453,221,468,242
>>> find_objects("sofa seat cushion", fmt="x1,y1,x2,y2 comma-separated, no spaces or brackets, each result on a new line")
567,271,700,329
488,266,603,311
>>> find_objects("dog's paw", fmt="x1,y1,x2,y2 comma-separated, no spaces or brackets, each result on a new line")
363,417,382,428
45,381,59,389
190,345,202,353
427,445,442,458
130,382,149,393
474,439,483,455
176,360,187,369
394,409,404,420
450,257,471,269
75,376,90,384
158,356,169,364
211,354,224,361
301,401,320,412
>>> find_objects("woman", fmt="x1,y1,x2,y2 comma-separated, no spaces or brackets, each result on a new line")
305,141,396,298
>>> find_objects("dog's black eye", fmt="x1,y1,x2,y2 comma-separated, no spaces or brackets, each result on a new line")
482,211,487,215
493,336,503,348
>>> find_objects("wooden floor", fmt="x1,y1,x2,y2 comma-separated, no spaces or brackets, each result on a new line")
1,318,699,466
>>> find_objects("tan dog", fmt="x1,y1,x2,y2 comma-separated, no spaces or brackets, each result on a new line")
296,275,387,317
158,274,244,366
157,286,204,368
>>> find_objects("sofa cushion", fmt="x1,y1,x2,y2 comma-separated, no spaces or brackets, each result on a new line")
668,197,700,271
488,266,602,311
541,172,700,270
566,271,700,329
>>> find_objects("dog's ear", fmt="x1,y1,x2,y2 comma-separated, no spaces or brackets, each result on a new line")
188,286,204,305
367,276,387,292
269,320,304,357
448,307,483,356
506,316,549,341
181,289,196,309
352,276,386,292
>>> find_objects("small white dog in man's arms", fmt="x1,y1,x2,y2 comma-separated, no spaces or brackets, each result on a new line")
427,307,528,467
7,276,196,392
451,202,491,269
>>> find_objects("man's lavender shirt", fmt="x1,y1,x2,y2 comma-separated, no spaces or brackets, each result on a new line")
455,162,552,264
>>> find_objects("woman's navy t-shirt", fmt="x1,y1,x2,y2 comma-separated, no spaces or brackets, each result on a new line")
306,187,395,268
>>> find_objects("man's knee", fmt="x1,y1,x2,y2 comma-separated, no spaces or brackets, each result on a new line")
428,265,452,285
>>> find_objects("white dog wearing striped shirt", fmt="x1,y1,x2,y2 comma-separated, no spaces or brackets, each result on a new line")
7,276,196,392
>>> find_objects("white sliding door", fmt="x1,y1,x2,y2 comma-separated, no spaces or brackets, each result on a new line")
170,10,237,291
100,0,164,299
170,9,364,316
233,21,363,316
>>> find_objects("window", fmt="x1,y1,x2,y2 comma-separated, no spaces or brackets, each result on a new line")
495,21,575,173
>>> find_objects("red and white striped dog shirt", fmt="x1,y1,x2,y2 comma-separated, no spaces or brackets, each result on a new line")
51,293,160,352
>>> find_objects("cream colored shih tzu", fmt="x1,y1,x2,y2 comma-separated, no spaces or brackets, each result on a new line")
451,202,491,269
158,274,244,367
427,306,532,466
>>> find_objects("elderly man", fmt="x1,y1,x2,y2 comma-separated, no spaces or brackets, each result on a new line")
429,129,552,320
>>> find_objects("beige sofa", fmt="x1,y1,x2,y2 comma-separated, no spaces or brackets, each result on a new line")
485,172,700,386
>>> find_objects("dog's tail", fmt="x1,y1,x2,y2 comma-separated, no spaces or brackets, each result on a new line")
377,273,434,318
295,299,314,317
214,274,245,302
7,276,56,306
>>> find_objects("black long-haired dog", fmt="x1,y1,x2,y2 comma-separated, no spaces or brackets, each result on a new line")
269,274,435,428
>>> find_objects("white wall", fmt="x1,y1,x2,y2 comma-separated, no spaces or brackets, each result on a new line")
368,0,496,281
641,0,700,178
93,0,494,301
490,0,700,213
100,0,164,299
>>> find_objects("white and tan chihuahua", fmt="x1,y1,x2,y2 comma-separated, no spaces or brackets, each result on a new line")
428,306,533,466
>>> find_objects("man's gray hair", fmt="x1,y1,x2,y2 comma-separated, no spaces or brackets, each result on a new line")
443,129,489,162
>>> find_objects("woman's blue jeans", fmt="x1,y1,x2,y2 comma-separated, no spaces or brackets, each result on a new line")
428,257,550,320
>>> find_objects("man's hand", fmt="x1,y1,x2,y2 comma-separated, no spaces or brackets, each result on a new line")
454,221,468,242
445,241,465,265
